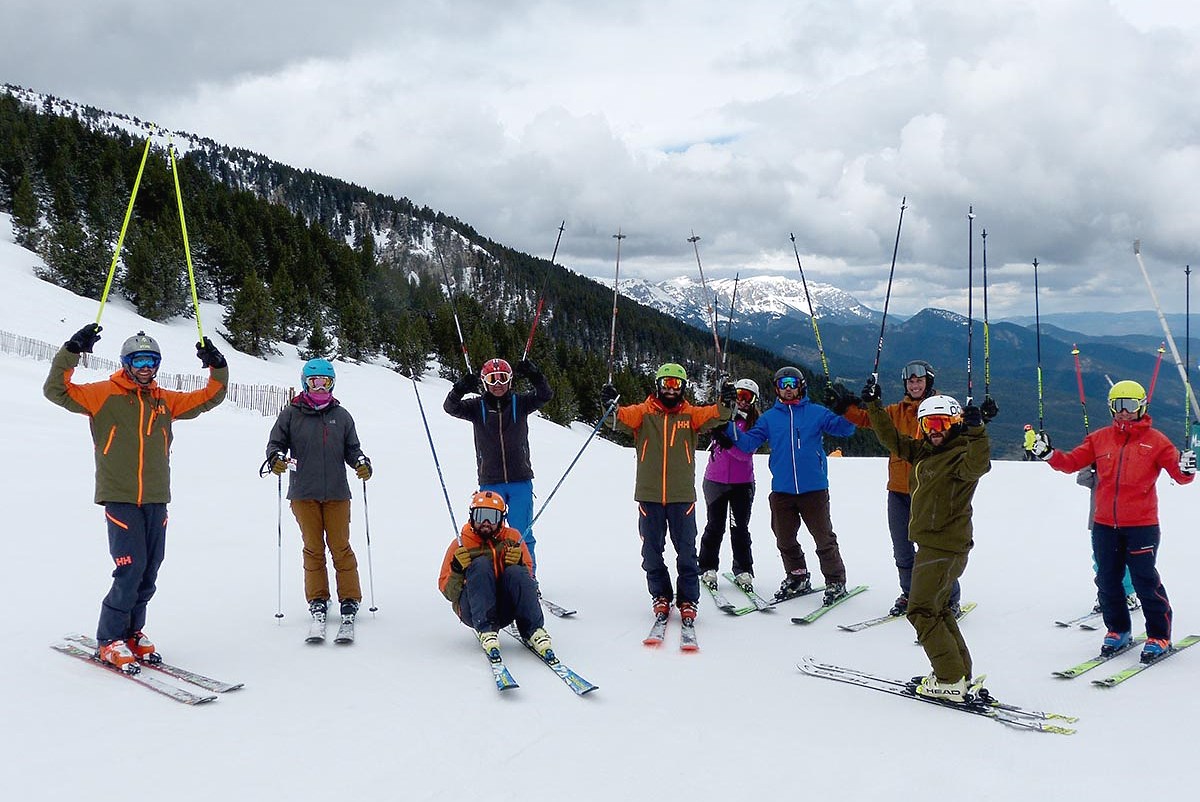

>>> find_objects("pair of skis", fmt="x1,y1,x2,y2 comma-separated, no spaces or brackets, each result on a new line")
838,602,977,633
790,584,869,624
479,626,598,695
800,657,1077,735
703,572,773,615
52,633,243,705
1052,633,1199,687
644,610,699,651
307,613,356,644
1054,597,1139,629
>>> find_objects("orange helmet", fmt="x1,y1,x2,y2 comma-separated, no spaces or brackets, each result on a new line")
469,490,507,529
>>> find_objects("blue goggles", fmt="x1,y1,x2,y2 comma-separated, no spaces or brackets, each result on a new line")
124,352,161,370
776,376,801,390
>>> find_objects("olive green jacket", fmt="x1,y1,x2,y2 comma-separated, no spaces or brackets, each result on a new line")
866,400,991,553
611,395,730,504
44,347,228,504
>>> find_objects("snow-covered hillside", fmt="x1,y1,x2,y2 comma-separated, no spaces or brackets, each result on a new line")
4,215,1199,802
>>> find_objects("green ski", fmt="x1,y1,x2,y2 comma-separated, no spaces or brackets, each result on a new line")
1051,634,1147,678
1091,634,1200,688
791,585,869,624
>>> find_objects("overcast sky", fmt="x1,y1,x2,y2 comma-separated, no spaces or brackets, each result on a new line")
4,0,1200,316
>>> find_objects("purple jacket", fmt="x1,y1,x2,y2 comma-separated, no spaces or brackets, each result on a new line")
704,415,755,485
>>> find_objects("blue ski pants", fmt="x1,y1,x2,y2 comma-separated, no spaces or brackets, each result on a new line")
480,480,537,572
96,502,168,644
638,501,700,605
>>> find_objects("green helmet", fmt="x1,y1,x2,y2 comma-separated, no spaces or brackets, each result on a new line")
655,363,688,382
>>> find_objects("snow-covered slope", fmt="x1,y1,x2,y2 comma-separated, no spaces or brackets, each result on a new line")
3,215,1199,801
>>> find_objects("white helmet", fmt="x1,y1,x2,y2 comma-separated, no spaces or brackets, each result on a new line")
917,395,963,421
734,378,760,398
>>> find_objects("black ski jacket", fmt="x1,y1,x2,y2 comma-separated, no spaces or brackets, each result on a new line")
443,375,553,484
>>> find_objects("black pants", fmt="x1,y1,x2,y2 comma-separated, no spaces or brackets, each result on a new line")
1093,523,1172,639
698,480,755,575
97,503,168,644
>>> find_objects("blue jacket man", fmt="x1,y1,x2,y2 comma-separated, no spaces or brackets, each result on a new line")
728,367,856,603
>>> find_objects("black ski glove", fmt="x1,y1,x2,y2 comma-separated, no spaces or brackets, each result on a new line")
600,383,620,406
514,359,542,381
711,429,735,450
196,337,227,368
453,373,482,395
980,396,999,422
861,377,881,404
65,323,102,354
962,404,984,428
718,380,736,406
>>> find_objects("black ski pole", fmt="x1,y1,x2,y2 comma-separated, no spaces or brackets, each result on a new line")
435,250,472,374
521,220,566,362
410,373,463,544
720,272,740,376
966,206,975,405
870,197,908,387
789,234,831,385
606,229,625,385
688,232,724,390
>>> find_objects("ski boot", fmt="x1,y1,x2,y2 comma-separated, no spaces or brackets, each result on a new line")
914,673,967,703
889,594,908,616
700,570,718,589
1100,630,1131,656
732,572,755,593
127,630,162,664
527,627,555,660
773,571,812,602
822,582,847,606
98,639,139,674
1141,637,1171,663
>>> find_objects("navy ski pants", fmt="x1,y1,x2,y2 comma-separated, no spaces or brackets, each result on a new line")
638,501,701,605
96,502,168,644
1093,523,1172,639
457,561,545,639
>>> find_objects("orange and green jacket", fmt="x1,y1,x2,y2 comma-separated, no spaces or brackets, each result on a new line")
611,395,730,504
843,396,922,494
438,523,533,614
43,347,228,505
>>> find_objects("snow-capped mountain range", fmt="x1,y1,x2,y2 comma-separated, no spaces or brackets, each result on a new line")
615,274,885,330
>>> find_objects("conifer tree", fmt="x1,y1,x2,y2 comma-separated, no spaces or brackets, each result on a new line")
300,317,332,361
11,171,40,248
121,225,188,321
223,268,277,357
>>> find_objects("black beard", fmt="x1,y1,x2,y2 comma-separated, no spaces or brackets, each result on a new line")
657,392,682,409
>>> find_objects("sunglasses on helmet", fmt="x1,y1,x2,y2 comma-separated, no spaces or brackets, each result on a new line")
126,353,161,370
1109,398,1143,414
470,507,504,527
482,370,512,387
657,376,684,391
920,414,955,434
776,376,801,390
305,375,333,391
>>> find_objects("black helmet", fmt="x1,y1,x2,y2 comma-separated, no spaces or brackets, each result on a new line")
901,360,935,397
773,366,806,397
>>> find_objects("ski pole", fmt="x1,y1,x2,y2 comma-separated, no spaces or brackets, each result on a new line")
606,229,625,385
789,234,831,385
869,197,908,387
688,232,724,390
1033,258,1046,431
411,373,462,543
276,473,285,621
97,129,155,325
521,220,566,362
966,206,975,406
525,399,619,536
169,142,204,341
1188,264,1196,446
1133,241,1200,417
435,250,472,374
720,272,740,376
1072,344,1090,435
982,226,992,404
361,479,378,614
1147,343,1166,402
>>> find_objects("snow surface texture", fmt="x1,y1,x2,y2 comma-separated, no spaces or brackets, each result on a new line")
2,214,1197,801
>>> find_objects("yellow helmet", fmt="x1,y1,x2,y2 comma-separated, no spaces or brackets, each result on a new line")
1107,380,1147,418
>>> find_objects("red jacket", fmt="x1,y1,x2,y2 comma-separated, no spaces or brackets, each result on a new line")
1047,415,1193,527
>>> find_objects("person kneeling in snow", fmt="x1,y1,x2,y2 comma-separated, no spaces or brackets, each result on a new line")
438,491,552,662
863,379,990,703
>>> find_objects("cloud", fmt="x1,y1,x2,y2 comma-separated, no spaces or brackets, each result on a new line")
4,0,1200,317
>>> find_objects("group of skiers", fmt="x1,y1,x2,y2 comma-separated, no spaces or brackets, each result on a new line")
45,320,1197,702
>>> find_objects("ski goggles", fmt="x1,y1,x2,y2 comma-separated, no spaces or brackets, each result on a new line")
305,375,334,392
657,376,684,391
470,507,504,527
775,376,801,390
902,362,932,380
125,353,161,370
736,389,757,403
482,370,512,387
1109,398,1144,414
920,414,956,434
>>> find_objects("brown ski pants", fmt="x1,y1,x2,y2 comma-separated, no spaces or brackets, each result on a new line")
290,499,361,603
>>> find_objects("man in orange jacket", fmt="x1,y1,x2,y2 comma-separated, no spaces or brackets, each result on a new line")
439,491,552,662
44,324,227,672
1033,379,1195,663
